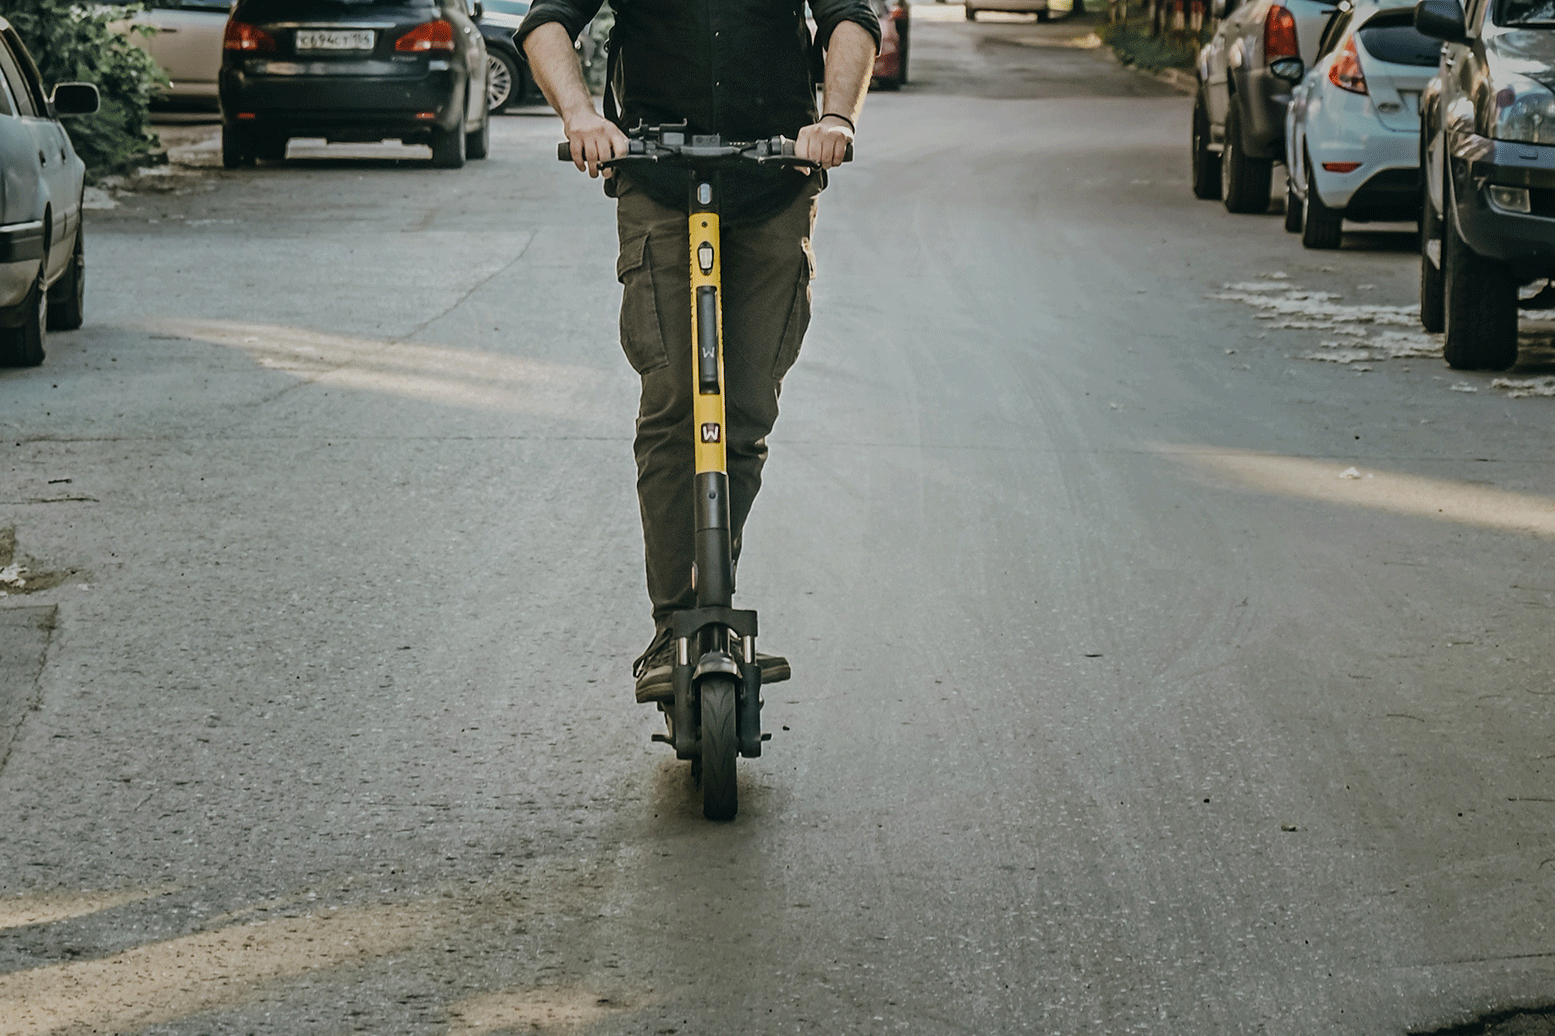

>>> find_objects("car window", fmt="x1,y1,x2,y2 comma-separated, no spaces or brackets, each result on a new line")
0,34,37,118
1357,13,1443,63
482,0,528,13
1315,4,1354,57
139,0,236,10
1496,0,1555,23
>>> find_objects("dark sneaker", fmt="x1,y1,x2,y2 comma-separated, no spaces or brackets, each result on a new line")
633,631,676,704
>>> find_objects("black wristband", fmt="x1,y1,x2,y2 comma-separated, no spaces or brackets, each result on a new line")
820,112,856,132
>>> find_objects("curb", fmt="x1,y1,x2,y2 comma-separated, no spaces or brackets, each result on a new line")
1096,38,1197,94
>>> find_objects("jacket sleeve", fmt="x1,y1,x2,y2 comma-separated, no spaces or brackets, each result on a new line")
514,0,605,56
809,0,882,53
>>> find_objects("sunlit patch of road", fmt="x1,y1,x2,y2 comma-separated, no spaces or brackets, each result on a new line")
1164,445,1555,539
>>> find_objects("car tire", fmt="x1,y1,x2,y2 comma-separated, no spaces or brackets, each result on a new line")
1221,104,1273,214
46,224,84,332
255,133,287,162
467,104,491,160
1190,93,1221,200
1419,180,1444,333
1301,163,1343,249
1442,186,1518,371
431,120,467,169
1283,174,1303,233
0,260,47,367
221,125,254,169
965,6,977,19
487,50,520,113
898,23,909,84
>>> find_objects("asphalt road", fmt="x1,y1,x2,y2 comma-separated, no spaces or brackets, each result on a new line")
3,10,1555,1036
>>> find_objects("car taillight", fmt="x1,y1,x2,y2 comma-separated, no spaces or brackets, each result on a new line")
1327,36,1367,95
395,20,456,52
1264,6,1299,62
223,20,276,52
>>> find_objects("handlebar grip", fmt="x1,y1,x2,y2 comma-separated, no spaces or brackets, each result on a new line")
777,138,853,162
557,142,572,162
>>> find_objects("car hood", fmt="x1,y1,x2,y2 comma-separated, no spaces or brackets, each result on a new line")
1486,27,1555,90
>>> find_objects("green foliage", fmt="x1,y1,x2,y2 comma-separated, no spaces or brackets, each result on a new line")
0,0,168,178
1096,19,1201,72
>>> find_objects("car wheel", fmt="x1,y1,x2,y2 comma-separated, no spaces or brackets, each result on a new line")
0,260,47,367
46,223,84,332
1301,162,1343,249
1190,93,1221,200
1221,104,1273,214
487,50,520,113
1442,183,1517,371
255,133,287,162
221,125,254,169
965,6,977,19
1420,177,1444,333
1283,174,1303,232
898,23,909,84
467,104,491,160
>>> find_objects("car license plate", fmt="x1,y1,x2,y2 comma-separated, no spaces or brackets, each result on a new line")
295,29,375,52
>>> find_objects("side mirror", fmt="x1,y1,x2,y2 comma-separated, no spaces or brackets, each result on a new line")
1270,56,1305,81
50,82,99,117
1414,0,1468,43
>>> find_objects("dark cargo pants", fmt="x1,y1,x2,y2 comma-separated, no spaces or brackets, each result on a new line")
614,175,821,632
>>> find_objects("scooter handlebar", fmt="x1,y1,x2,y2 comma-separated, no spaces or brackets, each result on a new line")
557,137,851,164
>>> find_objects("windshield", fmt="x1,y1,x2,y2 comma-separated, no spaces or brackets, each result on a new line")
1498,0,1555,24
482,0,530,13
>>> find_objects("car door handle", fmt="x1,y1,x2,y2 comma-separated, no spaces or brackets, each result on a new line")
158,26,180,32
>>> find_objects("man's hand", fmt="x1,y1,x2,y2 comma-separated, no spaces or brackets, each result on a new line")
565,109,629,178
795,115,854,171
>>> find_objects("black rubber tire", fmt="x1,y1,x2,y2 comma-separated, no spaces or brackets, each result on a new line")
700,676,738,821
1442,186,1518,370
255,133,287,162
1283,174,1303,233
0,261,47,367
898,22,909,84
1221,104,1273,214
1190,93,1221,200
221,125,254,169
965,6,976,18
1420,180,1444,333
430,120,466,169
47,224,84,332
1301,163,1343,249
487,50,520,112
467,106,490,160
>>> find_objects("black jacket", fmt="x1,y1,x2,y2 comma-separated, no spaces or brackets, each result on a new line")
517,0,880,222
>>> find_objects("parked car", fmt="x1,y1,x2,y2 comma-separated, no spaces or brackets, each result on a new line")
1416,0,1555,369
475,0,532,111
0,18,99,367
965,0,1051,21
1193,0,1337,212
873,0,911,89
1283,0,1438,246
111,0,231,110
218,0,490,168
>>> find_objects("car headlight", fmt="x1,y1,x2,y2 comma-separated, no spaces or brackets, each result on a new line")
1493,76,1555,145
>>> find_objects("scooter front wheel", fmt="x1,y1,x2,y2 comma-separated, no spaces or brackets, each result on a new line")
700,676,739,820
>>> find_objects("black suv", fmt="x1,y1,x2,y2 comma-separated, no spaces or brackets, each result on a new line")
1417,0,1555,369
218,0,490,168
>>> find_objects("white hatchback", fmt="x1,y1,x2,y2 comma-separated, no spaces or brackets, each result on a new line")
1283,0,1441,248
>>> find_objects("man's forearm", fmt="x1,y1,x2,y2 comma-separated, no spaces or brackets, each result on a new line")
522,22,593,125
821,20,876,124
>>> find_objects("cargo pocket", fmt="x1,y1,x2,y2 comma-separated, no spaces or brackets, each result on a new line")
617,230,669,374
771,238,816,380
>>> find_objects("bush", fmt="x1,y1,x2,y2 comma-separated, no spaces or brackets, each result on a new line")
1095,20,1201,73
0,0,168,179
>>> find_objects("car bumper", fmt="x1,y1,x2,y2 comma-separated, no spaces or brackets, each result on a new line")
219,63,466,135
1309,121,1419,218
1449,134,1555,278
